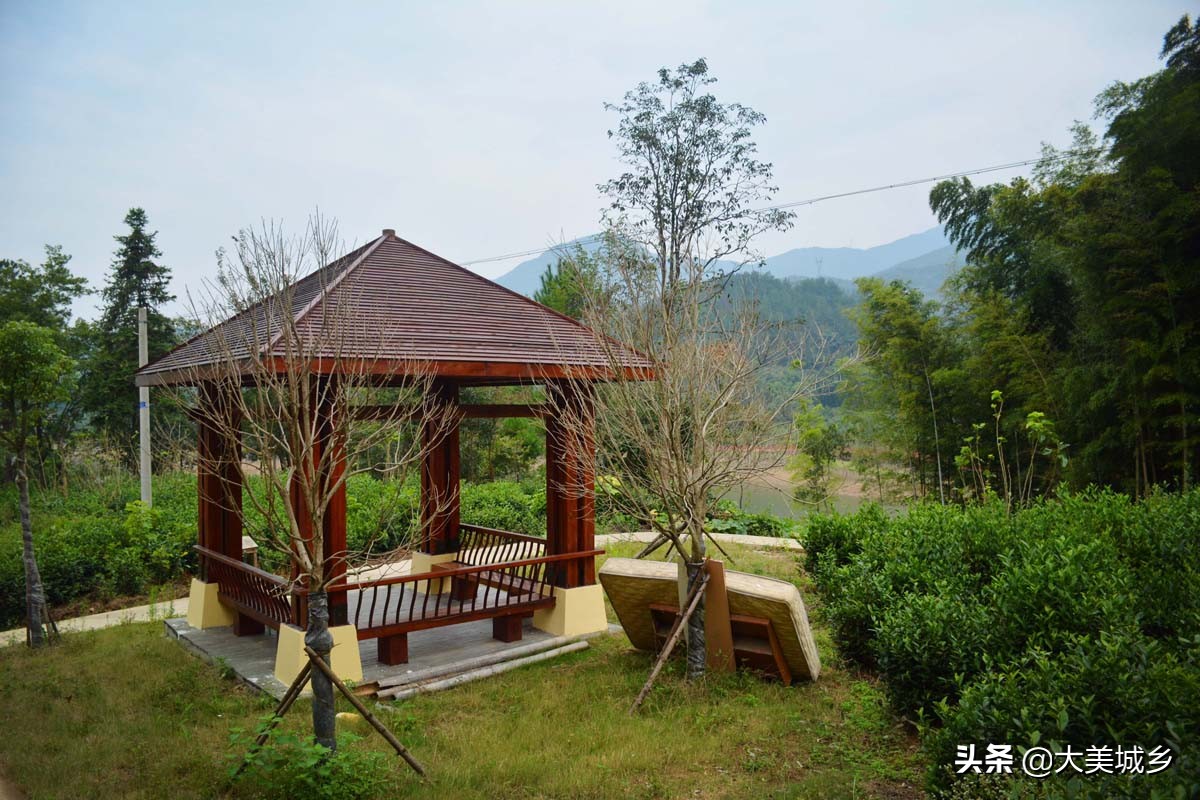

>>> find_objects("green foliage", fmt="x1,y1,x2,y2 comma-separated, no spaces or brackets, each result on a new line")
705,499,793,538
79,207,180,449
459,481,544,535
917,18,1200,496
0,245,88,331
790,400,850,507
804,490,1200,794
0,321,76,455
228,724,392,800
533,252,600,319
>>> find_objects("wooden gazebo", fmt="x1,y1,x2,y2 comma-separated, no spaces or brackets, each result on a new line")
136,229,650,682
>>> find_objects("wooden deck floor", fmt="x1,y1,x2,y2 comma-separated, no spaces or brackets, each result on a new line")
166,612,569,701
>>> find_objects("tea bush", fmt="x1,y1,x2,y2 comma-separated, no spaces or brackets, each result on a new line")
228,724,394,800
803,489,1200,796
0,473,560,628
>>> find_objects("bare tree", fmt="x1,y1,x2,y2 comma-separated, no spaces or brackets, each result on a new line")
174,216,456,749
551,60,847,679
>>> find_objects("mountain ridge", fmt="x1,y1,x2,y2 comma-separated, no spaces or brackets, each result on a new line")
490,226,961,297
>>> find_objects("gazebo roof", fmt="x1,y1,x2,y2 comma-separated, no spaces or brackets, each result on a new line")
135,230,652,387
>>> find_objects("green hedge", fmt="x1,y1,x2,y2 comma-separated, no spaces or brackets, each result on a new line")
802,491,1200,797
3,471,798,630
0,474,555,628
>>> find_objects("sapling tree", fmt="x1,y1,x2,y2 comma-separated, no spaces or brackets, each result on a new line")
0,321,74,647
177,216,455,750
554,60,844,679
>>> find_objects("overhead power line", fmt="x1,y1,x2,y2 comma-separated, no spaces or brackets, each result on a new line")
459,148,1105,267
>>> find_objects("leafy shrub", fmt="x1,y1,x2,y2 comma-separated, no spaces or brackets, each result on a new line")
704,499,795,538
801,502,889,585
460,481,543,535
228,724,394,800
804,489,1200,795
344,475,419,555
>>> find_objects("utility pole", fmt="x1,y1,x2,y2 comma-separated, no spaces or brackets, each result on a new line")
138,307,152,505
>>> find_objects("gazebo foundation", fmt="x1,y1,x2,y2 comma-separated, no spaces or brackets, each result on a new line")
186,578,235,630
274,624,364,687
532,585,608,637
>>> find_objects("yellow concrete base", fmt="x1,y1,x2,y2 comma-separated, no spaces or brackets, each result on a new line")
532,584,608,637
273,623,363,689
186,578,236,630
410,551,458,594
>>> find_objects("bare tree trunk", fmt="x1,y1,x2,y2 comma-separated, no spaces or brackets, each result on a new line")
305,590,337,750
684,560,706,679
17,451,50,648
922,364,946,504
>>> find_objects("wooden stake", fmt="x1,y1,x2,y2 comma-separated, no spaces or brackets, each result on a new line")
629,570,710,715
304,645,427,777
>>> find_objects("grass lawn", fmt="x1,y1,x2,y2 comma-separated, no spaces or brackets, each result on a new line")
0,542,925,799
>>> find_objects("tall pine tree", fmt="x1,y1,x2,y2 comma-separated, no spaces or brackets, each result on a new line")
81,208,176,450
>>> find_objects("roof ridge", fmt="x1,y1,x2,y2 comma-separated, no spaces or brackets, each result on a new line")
267,233,389,353
387,234,618,336
387,235,654,371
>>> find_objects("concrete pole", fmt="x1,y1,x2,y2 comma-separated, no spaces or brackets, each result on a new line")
137,307,152,506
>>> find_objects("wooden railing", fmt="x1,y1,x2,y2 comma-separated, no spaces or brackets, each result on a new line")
456,523,546,567
196,526,600,643
196,546,297,629
319,549,603,641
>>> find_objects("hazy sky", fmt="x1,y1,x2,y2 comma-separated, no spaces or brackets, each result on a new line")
0,1,1186,319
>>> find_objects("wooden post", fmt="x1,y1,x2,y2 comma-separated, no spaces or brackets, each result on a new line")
545,381,596,588
197,382,248,631
420,380,460,555
198,382,243,564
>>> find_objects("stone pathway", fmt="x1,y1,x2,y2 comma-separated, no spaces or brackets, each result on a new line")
0,596,188,647
596,530,804,551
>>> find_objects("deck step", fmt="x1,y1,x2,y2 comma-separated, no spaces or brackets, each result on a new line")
373,634,582,692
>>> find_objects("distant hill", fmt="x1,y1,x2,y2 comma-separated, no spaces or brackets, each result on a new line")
870,245,965,298
760,227,951,282
491,236,604,296
492,226,961,298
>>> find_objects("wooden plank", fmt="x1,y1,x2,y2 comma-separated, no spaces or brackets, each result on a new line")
704,559,735,673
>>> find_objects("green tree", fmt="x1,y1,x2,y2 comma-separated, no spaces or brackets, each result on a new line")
577,58,800,682
80,208,177,450
533,252,599,319
848,278,969,502
0,246,89,487
790,400,849,509
0,322,74,646
0,245,88,330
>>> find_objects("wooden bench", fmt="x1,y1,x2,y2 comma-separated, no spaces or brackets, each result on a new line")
648,602,792,685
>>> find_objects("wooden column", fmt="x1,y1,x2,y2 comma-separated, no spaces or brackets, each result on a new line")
420,381,460,555
545,381,596,588
197,381,249,629
197,382,243,563
288,376,349,627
